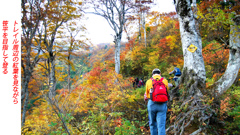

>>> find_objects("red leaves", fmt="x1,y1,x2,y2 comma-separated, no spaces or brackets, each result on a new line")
175,21,179,30
89,67,103,77
114,118,122,127
157,38,171,59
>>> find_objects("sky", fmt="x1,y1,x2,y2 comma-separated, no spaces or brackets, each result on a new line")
85,0,176,45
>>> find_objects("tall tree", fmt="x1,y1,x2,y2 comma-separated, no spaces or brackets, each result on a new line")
21,0,48,126
21,0,84,127
174,0,206,95
213,15,240,95
90,0,134,74
57,21,89,92
135,0,153,47
174,0,240,95
41,0,83,97
168,0,240,134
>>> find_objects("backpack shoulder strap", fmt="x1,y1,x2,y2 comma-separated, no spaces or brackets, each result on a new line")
151,77,156,82
159,77,167,90
151,77,156,86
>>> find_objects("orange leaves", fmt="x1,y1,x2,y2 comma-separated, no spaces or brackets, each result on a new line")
80,68,129,107
125,38,135,51
203,43,229,62
212,72,224,81
203,42,229,70
157,38,172,59
220,97,231,120
89,67,103,77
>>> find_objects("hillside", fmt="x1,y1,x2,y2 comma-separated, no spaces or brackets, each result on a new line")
21,0,240,134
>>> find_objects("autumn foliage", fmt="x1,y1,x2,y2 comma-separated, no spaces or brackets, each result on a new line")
21,1,240,134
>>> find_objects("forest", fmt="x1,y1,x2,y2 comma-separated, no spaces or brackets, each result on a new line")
21,0,240,134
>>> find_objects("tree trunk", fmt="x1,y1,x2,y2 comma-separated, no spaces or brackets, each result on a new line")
192,0,202,51
142,11,147,47
21,41,41,126
139,11,142,43
167,1,239,134
213,16,240,96
49,55,56,98
67,54,71,92
21,71,30,126
21,0,42,126
174,0,206,90
115,37,121,74
92,0,129,74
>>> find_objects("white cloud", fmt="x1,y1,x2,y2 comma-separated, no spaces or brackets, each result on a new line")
85,14,115,45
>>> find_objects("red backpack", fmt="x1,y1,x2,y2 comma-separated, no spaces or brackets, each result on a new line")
150,78,168,102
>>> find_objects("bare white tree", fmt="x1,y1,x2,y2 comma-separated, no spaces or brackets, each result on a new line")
169,1,240,133
213,15,240,95
174,0,240,96
174,0,206,96
90,0,134,74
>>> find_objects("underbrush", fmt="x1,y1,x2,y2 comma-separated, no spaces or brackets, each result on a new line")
22,69,149,135
166,84,240,135
21,67,240,135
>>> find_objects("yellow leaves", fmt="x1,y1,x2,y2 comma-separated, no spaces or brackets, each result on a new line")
147,51,159,69
77,1,83,5
55,66,68,82
125,50,132,61
209,97,214,104
166,35,178,49
23,67,133,134
23,100,59,134
126,94,136,102
58,74,68,82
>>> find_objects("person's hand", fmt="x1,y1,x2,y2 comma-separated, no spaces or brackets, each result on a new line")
144,93,148,101
168,83,173,88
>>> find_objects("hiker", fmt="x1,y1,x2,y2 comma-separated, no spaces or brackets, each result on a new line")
133,77,139,88
145,68,169,135
169,67,181,87
138,78,144,88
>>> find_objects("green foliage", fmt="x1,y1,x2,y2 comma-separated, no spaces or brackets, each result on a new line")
225,85,240,134
27,96,41,111
81,111,104,134
54,56,91,89
228,106,240,129
206,78,215,87
49,122,57,127
197,2,236,44
115,118,140,135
